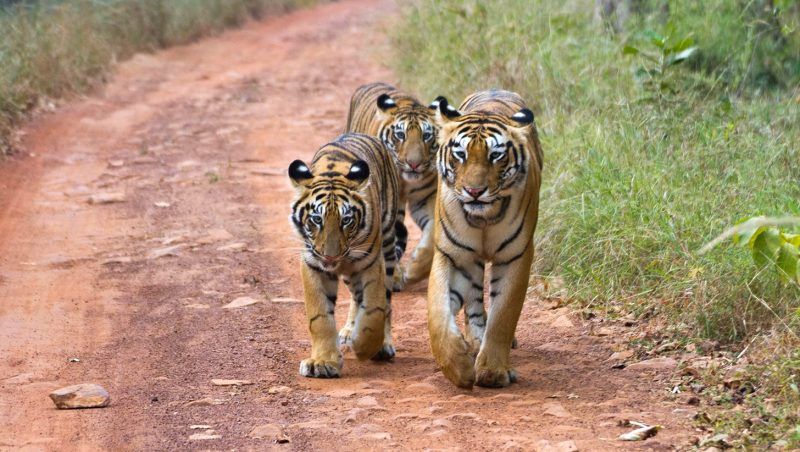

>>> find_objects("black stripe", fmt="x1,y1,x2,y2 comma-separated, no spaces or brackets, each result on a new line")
440,218,475,252
449,289,464,309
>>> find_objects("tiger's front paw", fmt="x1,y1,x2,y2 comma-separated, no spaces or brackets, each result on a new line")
371,342,396,361
299,358,342,378
391,266,406,292
475,365,517,388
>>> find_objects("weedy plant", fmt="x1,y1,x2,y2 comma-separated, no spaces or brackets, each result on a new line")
623,27,697,98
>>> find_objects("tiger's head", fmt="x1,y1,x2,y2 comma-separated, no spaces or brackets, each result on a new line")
288,158,372,271
375,93,439,182
434,97,535,220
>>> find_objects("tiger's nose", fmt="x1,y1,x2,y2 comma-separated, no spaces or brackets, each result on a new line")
407,160,421,171
464,186,486,198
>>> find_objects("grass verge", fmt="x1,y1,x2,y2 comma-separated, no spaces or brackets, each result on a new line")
0,0,319,154
392,0,800,446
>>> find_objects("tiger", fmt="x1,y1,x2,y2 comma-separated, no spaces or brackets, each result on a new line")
426,90,543,388
288,133,402,378
346,82,440,290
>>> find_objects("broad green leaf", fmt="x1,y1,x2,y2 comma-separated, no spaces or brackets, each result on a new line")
672,36,695,52
752,227,782,269
735,224,765,248
623,45,640,56
644,30,666,48
783,233,800,247
775,242,799,283
667,47,697,65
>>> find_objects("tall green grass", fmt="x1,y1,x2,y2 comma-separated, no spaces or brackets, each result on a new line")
392,0,800,341
0,0,318,154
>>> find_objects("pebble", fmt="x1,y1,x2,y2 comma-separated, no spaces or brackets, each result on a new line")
542,402,571,418
87,192,126,204
49,383,110,409
189,432,221,441
216,242,247,251
153,201,171,208
607,350,634,361
550,315,574,329
356,396,379,407
211,379,253,386
101,256,132,265
267,385,292,394
184,397,225,407
626,357,678,372
249,423,289,443
4,372,35,385
147,245,183,259
189,425,212,429
222,296,260,309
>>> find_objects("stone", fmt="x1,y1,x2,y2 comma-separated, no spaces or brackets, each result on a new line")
4,372,35,385
267,385,292,394
535,342,577,353
87,192,126,204
101,256,132,265
249,423,289,443
211,379,252,386
222,296,260,309
447,412,480,420
189,425,212,429
542,402,571,418
271,297,302,304
216,242,247,252
626,357,678,372
607,350,634,361
356,396,379,407
147,245,183,259
108,160,124,167
189,432,221,440
551,315,574,328
49,383,110,409
184,397,225,407
153,201,171,208
595,327,614,336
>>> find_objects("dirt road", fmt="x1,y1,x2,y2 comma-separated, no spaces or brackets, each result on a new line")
0,1,697,450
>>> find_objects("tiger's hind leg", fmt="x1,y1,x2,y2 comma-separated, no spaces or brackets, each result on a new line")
391,210,409,291
401,185,437,286
299,264,342,378
373,229,398,360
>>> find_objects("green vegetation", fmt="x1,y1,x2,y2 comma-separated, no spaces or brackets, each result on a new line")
393,0,800,445
0,0,318,154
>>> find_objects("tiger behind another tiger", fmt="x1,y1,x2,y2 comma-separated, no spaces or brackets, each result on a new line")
346,82,440,290
288,133,401,378
427,90,543,388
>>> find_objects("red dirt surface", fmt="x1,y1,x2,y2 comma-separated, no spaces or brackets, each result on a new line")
0,1,697,450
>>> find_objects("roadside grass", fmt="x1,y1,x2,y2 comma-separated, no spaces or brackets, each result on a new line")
0,0,318,155
393,0,800,445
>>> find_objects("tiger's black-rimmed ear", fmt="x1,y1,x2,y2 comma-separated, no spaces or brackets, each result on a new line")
438,97,462,120
428,96,447,110
377,94,397,112
510,108,534,126
346,159,370,185
288,159,313,186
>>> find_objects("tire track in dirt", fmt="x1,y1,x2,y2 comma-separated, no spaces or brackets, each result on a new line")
0,1,697,450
